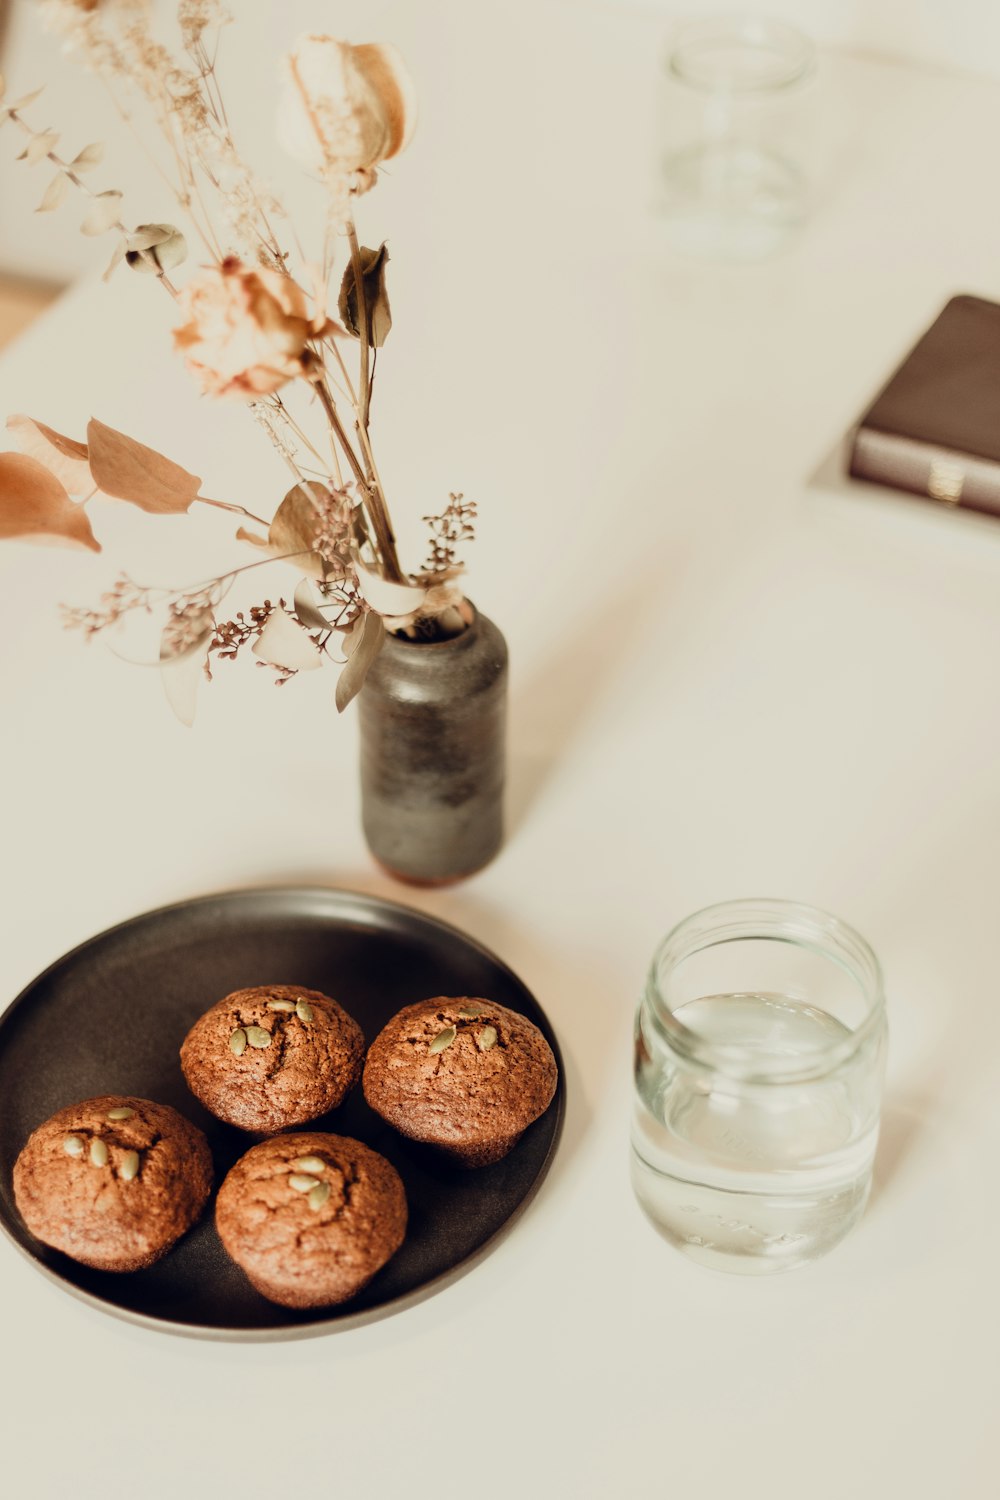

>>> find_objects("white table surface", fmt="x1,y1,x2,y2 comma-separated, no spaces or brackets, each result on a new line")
2,4,999,1496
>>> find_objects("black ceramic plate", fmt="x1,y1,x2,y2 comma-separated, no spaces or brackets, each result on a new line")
0,887,564,1340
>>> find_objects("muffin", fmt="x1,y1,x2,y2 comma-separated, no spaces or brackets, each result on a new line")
180,984,364,1133
12,1095,213,1272
363,998,559,1167
215,1132,407,1308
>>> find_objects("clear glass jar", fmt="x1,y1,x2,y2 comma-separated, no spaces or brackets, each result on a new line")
657,16,815,259
631,900,887,1274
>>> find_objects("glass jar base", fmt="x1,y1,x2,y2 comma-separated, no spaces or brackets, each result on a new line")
657,143,807,260
631,1150,872,1275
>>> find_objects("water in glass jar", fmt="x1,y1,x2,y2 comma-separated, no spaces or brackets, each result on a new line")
631,992,880,1273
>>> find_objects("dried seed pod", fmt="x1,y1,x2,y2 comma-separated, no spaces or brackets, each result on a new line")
276,38,417,187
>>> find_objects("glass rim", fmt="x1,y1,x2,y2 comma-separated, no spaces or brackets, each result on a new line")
645,898,885,1083
666,15,815,96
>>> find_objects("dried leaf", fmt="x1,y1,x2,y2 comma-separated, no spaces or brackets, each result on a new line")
341,615,364,658
160,620,211,727
337,243,392,348
87,418,201,514
293,578,330,631
102,237,127,283
126,225,171,252
335,611,384,712
0,452,100,552
354,561,427,617
125,223,187,274
7,87,45,113
19,130,59,167
69,142,104,172
268,482,327,579
36,172,69,213
80,190,122,236
235,525,270,550
6,414,92,492
252,609,322,672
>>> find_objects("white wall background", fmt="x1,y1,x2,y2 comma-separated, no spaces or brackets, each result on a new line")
1,0,999,285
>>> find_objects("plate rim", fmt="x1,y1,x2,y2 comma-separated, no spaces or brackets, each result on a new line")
0,884,566,1342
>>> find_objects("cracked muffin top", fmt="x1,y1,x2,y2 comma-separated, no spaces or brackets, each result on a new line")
12,1095,213,1272
179,984,365,1133
362,998,559,1167
215,1132,407,1308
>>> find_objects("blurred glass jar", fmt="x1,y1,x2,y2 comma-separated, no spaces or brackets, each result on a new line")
657,16,816,259
631,900,887,1274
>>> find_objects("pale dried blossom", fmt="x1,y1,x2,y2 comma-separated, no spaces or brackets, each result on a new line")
173,257,336,398
277,35,416,216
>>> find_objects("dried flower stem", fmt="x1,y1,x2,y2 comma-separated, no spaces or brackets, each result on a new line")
324,334,359,406
311,377,366,489
270,394,331,476
196,496,270,527
320,329,399,574
136,548,316,603
250,399,319,491
311,375,403,580
97,77,219,262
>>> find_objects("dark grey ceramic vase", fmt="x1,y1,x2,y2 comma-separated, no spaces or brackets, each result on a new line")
358,608,508,884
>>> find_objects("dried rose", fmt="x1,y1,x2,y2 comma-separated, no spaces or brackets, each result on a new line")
172,257,335,399
277,35,416,200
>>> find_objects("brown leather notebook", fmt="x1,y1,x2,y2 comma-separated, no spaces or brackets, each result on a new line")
849,294,1000,517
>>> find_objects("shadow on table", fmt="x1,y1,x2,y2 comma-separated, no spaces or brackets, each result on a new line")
869,1095,929,1209
505,551,689,837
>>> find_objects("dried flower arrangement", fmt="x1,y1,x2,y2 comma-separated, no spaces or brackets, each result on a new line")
0,0,475,722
